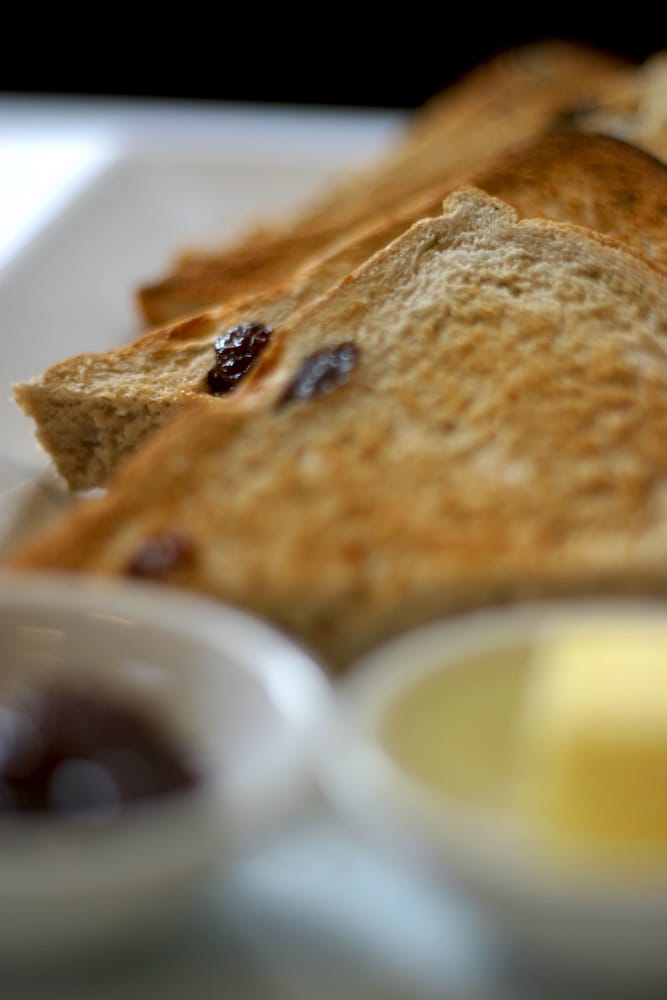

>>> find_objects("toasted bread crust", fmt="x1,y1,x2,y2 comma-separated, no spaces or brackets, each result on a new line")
138,42,629,325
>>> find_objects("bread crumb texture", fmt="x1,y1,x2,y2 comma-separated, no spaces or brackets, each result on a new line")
11,190,667,671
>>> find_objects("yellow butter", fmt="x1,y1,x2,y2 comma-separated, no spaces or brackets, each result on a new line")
514,629,667,863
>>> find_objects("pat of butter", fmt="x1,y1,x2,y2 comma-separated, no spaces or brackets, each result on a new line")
514,628,667,863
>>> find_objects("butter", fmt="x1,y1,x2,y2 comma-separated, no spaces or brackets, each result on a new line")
380,644,532,808
514,628,667,863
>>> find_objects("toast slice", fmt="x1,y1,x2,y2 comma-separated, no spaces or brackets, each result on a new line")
11,189,667,671
14,133,667,491
138,41,629,325
559,51,667,161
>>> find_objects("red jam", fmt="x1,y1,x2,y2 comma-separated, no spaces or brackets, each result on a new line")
0,688,198,817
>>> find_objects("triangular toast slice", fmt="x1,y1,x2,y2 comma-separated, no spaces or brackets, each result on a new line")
14,133,667,491
138,41,629,325
11,189,667,671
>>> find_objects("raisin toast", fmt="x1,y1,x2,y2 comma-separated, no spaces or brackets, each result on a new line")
139,41,628,325
560,51,667,160
14,133,667,491
11,189,667,672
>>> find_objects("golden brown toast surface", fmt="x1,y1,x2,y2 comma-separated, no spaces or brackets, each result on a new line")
14,133,667,491
12,190,667,671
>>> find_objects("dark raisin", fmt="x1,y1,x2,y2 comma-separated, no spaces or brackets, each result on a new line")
279,342,358,406
206,322,272,395
0,688,198,816
552,100,601,130
126,531,194,579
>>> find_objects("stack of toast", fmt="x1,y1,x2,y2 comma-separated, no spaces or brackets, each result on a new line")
9,42,667,672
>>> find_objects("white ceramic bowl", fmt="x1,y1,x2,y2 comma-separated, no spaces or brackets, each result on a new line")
319,601,667,983
0,571,329,957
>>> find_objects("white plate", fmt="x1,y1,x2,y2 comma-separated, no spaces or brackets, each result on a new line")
0,99,551,999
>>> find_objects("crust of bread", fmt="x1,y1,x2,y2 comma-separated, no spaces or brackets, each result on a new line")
14,133,667,491
11,189,667,672
138,41,628,325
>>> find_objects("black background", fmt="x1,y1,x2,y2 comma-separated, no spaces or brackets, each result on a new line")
2,17,663,109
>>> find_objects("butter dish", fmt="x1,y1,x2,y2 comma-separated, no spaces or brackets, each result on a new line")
319,600,667,982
